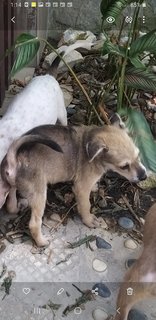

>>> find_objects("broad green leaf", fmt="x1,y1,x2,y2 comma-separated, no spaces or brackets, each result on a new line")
103,40,126,57
125,68,156,91
11,33,40,77
119,108,156,172
129,29,156,56
100,0,143,21
129,57,146,70
129,56,146,70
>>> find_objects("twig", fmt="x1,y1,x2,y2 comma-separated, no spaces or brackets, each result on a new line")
121,195,142,225
47,249,53,264
50,203,77,233
41,39,104,125
67,235,96,249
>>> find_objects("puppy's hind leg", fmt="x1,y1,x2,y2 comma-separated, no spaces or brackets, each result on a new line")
29,187,49,247
6,187,19,214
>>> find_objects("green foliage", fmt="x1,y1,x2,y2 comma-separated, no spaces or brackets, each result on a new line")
119,108,156,172
100,0,144,23
129,29,156,56
100,0,156,172
11,33,40,77
125,68,156,91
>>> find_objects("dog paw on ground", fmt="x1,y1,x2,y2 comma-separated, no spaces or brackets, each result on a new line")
83,215,104,228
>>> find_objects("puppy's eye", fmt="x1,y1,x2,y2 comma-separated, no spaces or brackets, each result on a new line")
120,164,130,170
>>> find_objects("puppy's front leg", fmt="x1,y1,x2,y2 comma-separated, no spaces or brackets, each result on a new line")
73,177,102,228
29,189,49,247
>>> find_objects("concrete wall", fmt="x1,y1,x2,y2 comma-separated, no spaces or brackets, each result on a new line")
47,0,102,41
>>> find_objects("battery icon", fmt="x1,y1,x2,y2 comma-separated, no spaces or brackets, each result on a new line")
31,2,36,7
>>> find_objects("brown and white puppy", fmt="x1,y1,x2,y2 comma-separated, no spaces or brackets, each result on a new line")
0,116,147,246
115,203,156,320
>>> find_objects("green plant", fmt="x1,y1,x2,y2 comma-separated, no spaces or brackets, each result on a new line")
0,33,103,125
100,0,156,172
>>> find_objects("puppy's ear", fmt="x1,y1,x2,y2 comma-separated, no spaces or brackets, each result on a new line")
86,139,109,162
110,113,125,129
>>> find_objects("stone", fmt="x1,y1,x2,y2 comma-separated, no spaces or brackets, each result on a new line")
96,237,112,249
92,308,108,320
138,173,156,190
92,259,107,272
92,283,111,298
67,106,76,115
118,217,134,230
125,259,137,269
60,85,73,107
124,239,138,250
128,309,148,320
58,29,96,45
98,198,107,208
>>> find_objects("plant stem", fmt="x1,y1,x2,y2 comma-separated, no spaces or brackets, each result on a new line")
117,4,141,113
40,38,104,125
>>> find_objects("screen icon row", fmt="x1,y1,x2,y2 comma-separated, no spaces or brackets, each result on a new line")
23,2,73,7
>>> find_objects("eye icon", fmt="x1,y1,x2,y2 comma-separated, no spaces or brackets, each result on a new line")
106,16,115,23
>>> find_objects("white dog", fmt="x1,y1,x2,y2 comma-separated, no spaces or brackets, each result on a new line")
0,57,67,209
0,63,67,162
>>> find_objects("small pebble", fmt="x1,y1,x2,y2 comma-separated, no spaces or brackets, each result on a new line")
118,217,134,230
124,239,138,250
92,308,108,320
92,259,107,272
96,236,112,249
67,107,76,115
92,283,111,298
98,198,107,208
128,309,148,320
125,259,137,269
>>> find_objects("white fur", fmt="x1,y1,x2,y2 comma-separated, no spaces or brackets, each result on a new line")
141,272,156,282
0,74,67,161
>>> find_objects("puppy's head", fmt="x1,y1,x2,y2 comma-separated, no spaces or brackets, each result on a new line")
86,114,147,183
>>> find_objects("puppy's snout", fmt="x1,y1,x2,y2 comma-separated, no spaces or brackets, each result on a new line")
137,167,147,181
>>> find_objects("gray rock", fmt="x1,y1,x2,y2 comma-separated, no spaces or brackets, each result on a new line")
124,239,138,250
118,217,134,230
92,308,108,320
47,0,102,40
67,107,76,115
92,259,107,272
96,237,112,249
125,259,137,269
128,309,148,320
98,198,107,208
92,283,111,298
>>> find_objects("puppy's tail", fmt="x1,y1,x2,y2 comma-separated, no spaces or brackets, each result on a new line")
1,135,63,186
45,51,65,78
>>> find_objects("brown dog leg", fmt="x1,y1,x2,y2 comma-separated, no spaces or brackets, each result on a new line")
114,265,154,320
73,176,102,228
29,188,49,247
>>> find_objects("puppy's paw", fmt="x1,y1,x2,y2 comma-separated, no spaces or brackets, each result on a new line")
35,236,50,247
82,215,103,228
